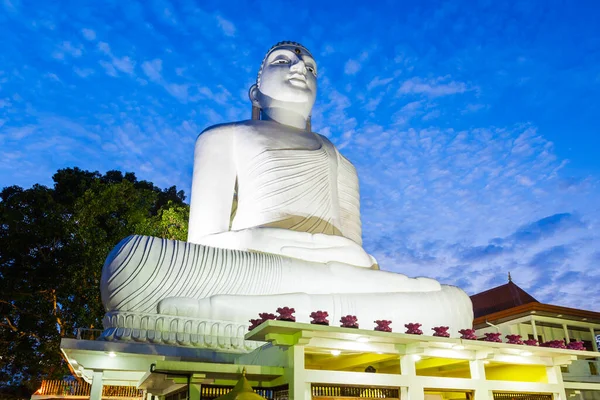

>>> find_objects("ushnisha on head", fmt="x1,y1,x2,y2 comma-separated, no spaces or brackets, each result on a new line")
249,41,317,130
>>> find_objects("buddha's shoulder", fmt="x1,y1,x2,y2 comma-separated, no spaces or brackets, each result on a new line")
198,120,291,138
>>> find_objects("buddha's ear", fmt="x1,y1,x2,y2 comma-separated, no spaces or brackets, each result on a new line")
248,84,261,108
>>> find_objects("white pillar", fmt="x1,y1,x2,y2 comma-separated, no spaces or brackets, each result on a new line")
288,345,310,400
469,360,492,400
90,371,103,400
546,365,567,400
590,327,598,352
400,356,423,400
562,324,570,344
531,317,538,341
189,383,201,400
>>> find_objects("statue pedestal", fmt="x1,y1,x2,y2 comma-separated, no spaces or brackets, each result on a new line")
101,310,261,351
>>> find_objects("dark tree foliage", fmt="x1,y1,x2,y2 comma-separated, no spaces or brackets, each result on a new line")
0,168,188,396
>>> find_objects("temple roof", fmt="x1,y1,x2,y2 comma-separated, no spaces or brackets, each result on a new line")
470,279,539,319
470,276,600,328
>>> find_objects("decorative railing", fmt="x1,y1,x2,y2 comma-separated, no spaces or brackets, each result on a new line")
202,386,287,400
34,380,143,399
311,384,399,398
493,393,552,400
165,386,288,400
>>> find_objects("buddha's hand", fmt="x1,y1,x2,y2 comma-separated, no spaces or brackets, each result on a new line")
194,227,374,268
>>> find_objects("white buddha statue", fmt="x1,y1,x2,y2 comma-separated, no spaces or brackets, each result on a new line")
100,42,473,336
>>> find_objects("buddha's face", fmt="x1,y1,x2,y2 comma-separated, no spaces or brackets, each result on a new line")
257,45,317,108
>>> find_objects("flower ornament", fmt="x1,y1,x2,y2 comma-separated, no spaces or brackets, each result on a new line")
540,340,566,349
524,339,539,346
374,320,392,332
432,326,450,337
248,312,276,331
483,332,502,343
340,315,359,328
310,310,329,325
506,334,524,345
248,318,262,331
566,341,586,351
458,329,477,340
276,307,296,322
404,323,423,335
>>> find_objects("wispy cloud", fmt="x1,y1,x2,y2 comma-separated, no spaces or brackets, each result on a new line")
52,41,83,60
398,76,470,97
216,15,236,36
81,28,96,41
97,42,135,76
344,59,361,75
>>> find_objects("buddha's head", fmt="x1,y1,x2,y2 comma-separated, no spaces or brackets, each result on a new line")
249,41,317,125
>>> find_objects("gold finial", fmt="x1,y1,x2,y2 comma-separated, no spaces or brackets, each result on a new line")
242,367,246,377
508,272,512,282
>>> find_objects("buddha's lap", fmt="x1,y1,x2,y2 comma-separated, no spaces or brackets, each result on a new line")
100,234,442,314
193,227,374,268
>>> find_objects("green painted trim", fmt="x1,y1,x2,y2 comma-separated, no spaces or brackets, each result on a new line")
153,360,285,378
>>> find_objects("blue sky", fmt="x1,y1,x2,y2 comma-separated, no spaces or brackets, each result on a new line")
1,0,599,310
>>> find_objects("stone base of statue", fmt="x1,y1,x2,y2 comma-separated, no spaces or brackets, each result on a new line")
100,310,261,351
100,235,473,345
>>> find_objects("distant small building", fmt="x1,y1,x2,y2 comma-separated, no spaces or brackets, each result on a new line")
471,276,600,399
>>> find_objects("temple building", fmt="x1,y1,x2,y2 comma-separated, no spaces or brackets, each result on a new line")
33,278,600,400
471,277,600,398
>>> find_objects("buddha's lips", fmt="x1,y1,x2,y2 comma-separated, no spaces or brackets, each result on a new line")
288,74,307,85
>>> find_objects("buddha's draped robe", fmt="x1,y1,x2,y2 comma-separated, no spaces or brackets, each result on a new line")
232,134,362,245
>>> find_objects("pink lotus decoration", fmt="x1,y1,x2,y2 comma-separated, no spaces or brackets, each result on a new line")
374,320,392,332
506,334,524,345
483,332,502,343
566,341,586,351
404,323,423,335
459,329,477,340
340,315,359,328
524,339,539,346
276,307,296,322
432,326,450,337
310,311,329,325
248,312,276,331
540,340,566,349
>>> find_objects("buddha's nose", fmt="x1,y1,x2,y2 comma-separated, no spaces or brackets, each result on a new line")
291,59,307,74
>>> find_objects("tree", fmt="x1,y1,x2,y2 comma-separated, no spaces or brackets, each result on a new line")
0,168,188,396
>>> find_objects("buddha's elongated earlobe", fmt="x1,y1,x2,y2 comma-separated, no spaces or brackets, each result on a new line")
306,116,311,131
249,84,261,120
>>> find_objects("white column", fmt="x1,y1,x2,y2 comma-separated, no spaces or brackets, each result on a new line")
189,383,201,400
562,324,570,344
288,345,310,400
531,317,538,340
90,371,103,400
546,365,567,400
400,356,423,400
590,327,598,352
469,360,492,400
